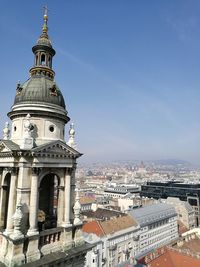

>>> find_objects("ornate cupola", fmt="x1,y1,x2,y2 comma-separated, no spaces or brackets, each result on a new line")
0,8,88,267
29,9,55,79
8,9,70,146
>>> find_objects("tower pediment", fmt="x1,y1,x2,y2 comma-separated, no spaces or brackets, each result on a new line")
0,140,20,155
32,140,82,159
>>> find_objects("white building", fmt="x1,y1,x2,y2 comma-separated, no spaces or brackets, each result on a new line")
128,203,179,257
83,215,139,267
165,197,196,229
104,184,140,199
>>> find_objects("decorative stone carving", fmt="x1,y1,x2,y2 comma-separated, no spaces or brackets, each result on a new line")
10,202,24,240
49,83,59,96
32,167,41,176
73,188,82,225
3,122,10,140
11,167,19,176
67,123,76,149
16,81,23,95
24,114,33,138
20,114,34,149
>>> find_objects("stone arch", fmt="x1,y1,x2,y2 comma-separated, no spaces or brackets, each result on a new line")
38,171,61,230
41,53,46,65
0,172,11,229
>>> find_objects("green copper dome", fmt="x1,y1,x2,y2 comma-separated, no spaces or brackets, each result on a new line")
14,76,66,109
13,11,66,110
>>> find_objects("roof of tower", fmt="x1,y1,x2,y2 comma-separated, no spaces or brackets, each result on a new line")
14,76,65,108
12,8,66,110
36,6,52,48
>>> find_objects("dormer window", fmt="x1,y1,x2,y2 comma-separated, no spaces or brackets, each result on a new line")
49,84,58,96
16,83,23,95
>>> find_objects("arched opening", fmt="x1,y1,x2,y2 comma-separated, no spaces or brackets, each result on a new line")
41,54,46,66
36,55,38,65
38,173,60,231
1,173,11,229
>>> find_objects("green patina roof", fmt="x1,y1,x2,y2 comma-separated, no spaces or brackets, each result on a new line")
14,76,66,109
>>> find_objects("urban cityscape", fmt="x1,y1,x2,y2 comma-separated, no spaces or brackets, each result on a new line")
0,1,200,267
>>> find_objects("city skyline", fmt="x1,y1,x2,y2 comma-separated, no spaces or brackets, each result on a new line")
1,1,200,164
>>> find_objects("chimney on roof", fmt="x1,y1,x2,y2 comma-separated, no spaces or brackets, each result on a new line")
177,240,184,247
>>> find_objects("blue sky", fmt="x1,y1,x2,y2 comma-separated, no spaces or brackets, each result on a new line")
1,1,200,164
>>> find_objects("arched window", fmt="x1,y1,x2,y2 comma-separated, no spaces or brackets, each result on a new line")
38,174,60,230
1,173,11,229
36,55,38,65
41,54,46,65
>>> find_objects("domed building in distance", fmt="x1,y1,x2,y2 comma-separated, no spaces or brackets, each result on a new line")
0,9,91,267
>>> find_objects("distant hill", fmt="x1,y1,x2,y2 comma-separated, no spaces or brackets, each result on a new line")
152,159,191,166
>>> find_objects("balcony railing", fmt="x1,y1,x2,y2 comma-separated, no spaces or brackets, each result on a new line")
39,227,62,248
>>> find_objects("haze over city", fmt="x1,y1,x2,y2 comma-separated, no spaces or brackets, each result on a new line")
1,1,200,163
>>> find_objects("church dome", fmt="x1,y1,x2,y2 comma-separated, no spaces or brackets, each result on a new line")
14,76,66,109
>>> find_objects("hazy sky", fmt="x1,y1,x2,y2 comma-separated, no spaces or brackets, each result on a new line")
0,1,200,164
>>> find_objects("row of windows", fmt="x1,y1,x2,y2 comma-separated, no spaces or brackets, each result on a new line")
148,219,169,230
13,124,56,133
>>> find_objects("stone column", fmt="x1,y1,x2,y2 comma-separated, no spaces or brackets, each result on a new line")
63,168,71,226
4,168,18,235
57,184,64,226
70,165,76,221
27,168,40,236
0,168,5,229
0,168,3,193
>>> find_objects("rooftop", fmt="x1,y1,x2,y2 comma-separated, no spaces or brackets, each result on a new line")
80,196,95,205
143,248,200,267
82,215,137,237
82,208,125,221
128,203,176,226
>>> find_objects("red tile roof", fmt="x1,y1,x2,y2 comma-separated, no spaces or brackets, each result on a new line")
82,215,137,237
174,237,200,254
80,196,95,205
82,220,104,237
143,248,200,267
100,215,137,235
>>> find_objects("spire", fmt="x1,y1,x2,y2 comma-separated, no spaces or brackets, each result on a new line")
30,7,56,79
37,6,52,47
42,5,48,36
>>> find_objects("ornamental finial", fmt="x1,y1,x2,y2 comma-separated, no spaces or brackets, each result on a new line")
3,122,10,140
73,187,82,225
42,5,49,34
67,123,76,149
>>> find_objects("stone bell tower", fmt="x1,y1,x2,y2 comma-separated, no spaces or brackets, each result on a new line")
0,9,90,267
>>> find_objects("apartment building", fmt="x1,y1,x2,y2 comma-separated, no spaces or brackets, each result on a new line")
128,203,179,257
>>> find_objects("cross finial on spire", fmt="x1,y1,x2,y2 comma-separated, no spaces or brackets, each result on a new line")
43,5,49,19
42,5,49,34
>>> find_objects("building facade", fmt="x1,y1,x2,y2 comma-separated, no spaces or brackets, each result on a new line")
165,197,196,229
141,181,200,226
83,215,139,267
128,203,179,258
104,184,140,199
0,11,90,267
83,203,179,266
